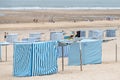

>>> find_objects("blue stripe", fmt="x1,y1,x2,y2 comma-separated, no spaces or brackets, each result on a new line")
0,45,1,60
68,39,102,65
106,29,116,37
58,45,70,57
32,41,58,76
13,43,32,76
13,41,58,76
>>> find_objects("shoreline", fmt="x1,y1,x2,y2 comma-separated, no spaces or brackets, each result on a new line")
1,7,120,10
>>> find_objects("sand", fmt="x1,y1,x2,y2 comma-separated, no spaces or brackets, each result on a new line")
0,9,120,24
0,9,120,80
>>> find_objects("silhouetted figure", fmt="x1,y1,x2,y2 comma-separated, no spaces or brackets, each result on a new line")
33,18,38,23
75,31,80,37
4,32,8,41
70,35,74,39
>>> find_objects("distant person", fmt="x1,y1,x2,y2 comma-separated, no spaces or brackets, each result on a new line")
33,18,38,23
75,31,80,37
70,35,74,39
4,32,8,41
72,17,77,23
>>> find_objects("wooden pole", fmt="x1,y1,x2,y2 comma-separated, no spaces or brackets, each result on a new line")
62,46,64,71
5,45,7,61
80,49,83,71
115,43,117,62
0,46,1,62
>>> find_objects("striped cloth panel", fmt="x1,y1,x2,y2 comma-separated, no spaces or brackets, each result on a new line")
68,39,102,65
0,45,1,61
81,39,102,64
57,45,70,57
106,29,116,37
13,43,33,76
32,41,58,76
68,42,81,65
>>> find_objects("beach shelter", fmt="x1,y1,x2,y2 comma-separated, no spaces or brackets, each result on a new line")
22,37,40,42
13,41,58,76
50,32,64,40
88,30,103,39
6,33,18,43
22,33,41,42
75,30,86,38
68,39,102,65
32,41,58,76
80,30,86,38
13,43,32,76
0,42,10,62
106,29,116,37
57,45,70,57
29,33,41,39
50,32,70,57
0,46,1,61
29,33,41,41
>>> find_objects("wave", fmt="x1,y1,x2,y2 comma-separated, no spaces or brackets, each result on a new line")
1,7,120,10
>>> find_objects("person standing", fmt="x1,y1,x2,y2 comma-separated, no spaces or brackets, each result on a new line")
75,31,81,37
4,32,8,41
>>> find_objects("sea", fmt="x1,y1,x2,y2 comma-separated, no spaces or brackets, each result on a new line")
0,0,120,10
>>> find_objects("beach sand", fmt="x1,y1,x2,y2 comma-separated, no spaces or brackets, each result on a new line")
0,9,120,24
0,9,120,80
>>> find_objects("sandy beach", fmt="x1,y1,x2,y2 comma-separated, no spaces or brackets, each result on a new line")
0,9,120,24
0,9,120,80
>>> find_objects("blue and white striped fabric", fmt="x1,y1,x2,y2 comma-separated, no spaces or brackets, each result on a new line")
80,30,86,38
13,43,32,77
81,39,102,64
29,33,41,39
6,34,18,43
29,33,41,41
0,45,1,61
22,37,40,42
57,46,70,57
13,41,58,77
32,41,58,76
50,32,63,40
106,29,116,37
0,42,10,61
68,39,102,65
50,32,69,57
88,30,103,39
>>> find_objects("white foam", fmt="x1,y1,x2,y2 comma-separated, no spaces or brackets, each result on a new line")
1,7,120,10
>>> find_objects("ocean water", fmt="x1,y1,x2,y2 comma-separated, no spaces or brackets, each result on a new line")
0,0,120,9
